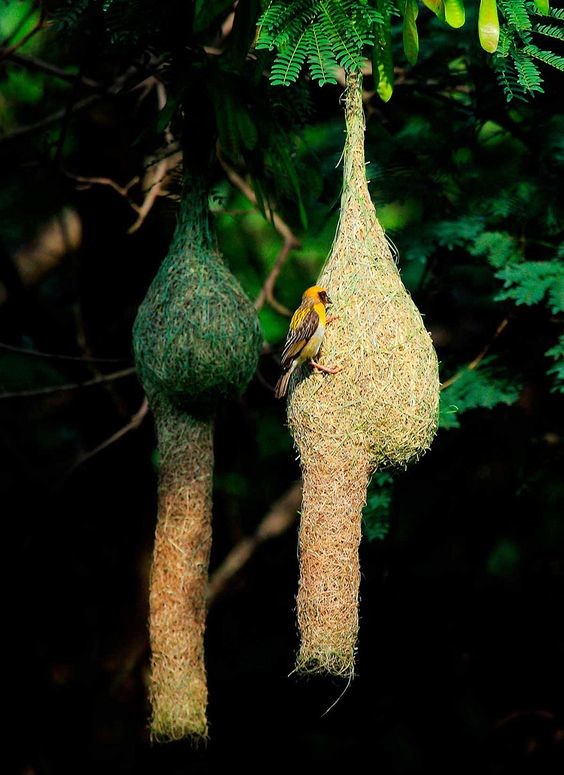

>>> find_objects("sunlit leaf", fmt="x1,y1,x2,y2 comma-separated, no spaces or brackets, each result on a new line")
403,0,420,65
479,0,500,53
372,0,394,102
444,0,465,28
533,0,550,14
421,0,445,20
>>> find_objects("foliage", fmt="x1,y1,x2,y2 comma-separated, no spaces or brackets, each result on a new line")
255,0,564,100
363,472,394,540
495,260,564,313
546,335,564,392
439,358,522,429
255,0,384,86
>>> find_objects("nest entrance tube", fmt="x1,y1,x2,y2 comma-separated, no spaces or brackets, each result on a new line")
288,73,440,676
149,406,213,740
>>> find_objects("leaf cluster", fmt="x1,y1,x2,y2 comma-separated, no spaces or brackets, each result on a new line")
255,0,384,85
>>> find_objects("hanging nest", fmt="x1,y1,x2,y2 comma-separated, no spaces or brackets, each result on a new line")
287,73,439,677
133,174,262,741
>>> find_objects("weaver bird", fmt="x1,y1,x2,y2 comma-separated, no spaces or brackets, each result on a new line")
274,285,339,399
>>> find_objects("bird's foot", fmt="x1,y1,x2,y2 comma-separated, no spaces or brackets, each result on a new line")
326,315,339,325
311,360,342,375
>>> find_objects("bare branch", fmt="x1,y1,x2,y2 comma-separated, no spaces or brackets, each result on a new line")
217,148,300,317
127,149,182,233
0,341,129,364
2,50,101,88
207,480,302,605
440,318,510,392
72,398,148,470
0,62,157,146
0,5,46,61
0,94,100,145
0,367,136,399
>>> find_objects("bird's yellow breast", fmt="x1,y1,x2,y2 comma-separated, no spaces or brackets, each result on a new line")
299,312,325,362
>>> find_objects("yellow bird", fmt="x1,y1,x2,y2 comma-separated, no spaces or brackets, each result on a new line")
274,285,339,399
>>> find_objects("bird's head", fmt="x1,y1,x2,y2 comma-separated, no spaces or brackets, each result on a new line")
303,285,332,306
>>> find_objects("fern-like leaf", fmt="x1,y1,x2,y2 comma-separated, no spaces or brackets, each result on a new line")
546,335,564,394
513,48,544,91
308,26,338,85
363,472,394,541
440,358,521,430
524,43,564,70
546,6,564,20
499,0,532,29
270,28,311,85
495,260,564,313
533,23,564,41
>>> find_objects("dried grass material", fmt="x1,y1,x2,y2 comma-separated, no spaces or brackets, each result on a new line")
288,73,439,676
133,174,262,741
149,405,213,742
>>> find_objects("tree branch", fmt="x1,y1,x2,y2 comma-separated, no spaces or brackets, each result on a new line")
0,63,154,146
2,50,102,88
0,341,129,364
0,366,136,399
217,147,300,317
207,480,302,605
440,318,510,391
0,4,46,61
71,398,148,471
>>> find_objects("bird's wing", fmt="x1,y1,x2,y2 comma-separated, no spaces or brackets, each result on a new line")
280,305,320,369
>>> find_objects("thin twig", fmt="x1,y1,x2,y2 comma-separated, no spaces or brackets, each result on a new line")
207,480,302,605
0,0,38,49
217,148,299,316
440,318,510,392
3,50,102,88
65,171,142,213
0,63,152,146
0,366,136,399
127,80,181,233
0,94,100,145
0,5,46,61
70,398,148,472
0,341,129,364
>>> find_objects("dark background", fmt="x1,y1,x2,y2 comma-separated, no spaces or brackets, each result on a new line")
1,1,563,773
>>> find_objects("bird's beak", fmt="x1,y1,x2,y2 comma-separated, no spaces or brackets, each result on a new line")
326,294,332,306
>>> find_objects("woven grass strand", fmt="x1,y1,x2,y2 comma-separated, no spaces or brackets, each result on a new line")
288,72,439,676
133,174,262,740
149,406,213,741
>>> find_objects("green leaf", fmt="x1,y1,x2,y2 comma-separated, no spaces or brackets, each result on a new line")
363,472,394,541
495,261,564,313
444,0,465,28
372,0,394,102
534,23,564,42
421,0,446,20
308,25,338,85
402,0,420,65
469,231,520,268
487,538,520,576
440,358,521,430
533,0,550,14
523,43,564,72
479,0,500,53
546,335,564,393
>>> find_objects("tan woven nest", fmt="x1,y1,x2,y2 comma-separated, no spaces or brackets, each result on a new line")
149,407,213,742
287,73,440,677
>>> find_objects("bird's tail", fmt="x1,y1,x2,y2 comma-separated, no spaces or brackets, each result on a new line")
274,369,293,399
